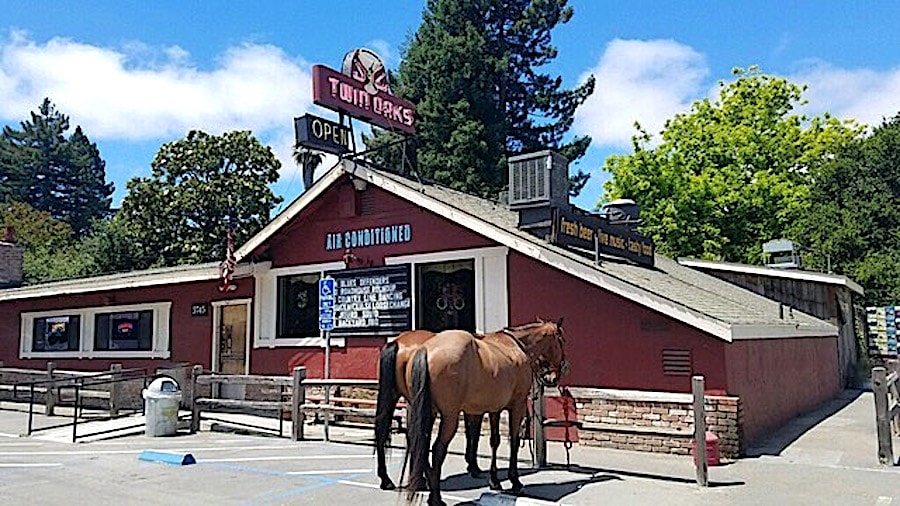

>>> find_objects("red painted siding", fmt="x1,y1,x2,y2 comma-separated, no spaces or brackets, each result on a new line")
248,178,497,378
507,251,728,393
0,279,253,371
725,337,840,444
263,179,494,268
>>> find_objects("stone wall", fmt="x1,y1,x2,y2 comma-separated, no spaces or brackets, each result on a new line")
555,387,743,459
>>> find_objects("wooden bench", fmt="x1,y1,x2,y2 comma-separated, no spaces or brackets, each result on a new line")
302,395,405,430
190,369,298,438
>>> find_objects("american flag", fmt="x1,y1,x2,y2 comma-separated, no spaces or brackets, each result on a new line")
218,226,237,292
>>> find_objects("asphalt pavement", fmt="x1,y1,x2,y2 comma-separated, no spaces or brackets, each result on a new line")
0,389,897,505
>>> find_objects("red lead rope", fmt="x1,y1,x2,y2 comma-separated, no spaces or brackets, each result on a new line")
559,385,574,467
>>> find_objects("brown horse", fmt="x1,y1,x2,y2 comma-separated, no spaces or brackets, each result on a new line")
375,330,484,490
405,319,568,506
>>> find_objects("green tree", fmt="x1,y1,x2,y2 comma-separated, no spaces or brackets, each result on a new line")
293,146,323,191
366,0,594,198
119,130,282,268
0,98,113,236
602,68,861,263
794,115,900,305
0,201,95,283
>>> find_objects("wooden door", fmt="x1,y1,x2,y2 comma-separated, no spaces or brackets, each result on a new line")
216,303,248,398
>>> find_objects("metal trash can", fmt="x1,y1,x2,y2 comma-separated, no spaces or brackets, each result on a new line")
143,376,182,437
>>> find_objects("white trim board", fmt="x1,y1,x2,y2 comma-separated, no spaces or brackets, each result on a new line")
677,258,864,295
0,264,256,302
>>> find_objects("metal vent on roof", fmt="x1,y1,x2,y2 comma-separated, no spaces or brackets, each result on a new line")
507,150,569,209
662,349,692,376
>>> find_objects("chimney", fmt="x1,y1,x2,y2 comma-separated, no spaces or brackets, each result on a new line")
0,228,24,288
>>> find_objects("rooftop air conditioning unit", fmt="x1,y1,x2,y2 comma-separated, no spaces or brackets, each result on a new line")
507,150,569,209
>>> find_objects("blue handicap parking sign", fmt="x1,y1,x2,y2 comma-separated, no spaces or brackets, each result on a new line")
319,277,335,299
319,319,334,332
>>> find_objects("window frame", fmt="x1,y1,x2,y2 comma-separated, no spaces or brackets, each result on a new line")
385,246,508,335
20,301,172,359
254,260,346,348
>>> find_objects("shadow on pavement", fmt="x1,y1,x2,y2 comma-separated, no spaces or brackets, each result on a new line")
744,388,863,458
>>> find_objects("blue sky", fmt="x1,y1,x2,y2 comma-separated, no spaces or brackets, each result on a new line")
2,1,900,211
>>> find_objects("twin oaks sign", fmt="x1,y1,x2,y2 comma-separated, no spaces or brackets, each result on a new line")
312,49,416,135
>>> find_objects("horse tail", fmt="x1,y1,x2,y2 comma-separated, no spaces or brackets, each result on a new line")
375,340,399,448
405,347,433,499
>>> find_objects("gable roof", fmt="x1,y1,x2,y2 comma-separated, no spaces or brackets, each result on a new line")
676,258,864,295
241,160,835,342
0,262,256,302
1,159,837,342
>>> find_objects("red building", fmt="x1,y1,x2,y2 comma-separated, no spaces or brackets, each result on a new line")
0,158,839,452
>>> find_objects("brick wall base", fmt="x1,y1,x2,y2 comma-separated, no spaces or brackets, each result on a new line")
553,387,743,459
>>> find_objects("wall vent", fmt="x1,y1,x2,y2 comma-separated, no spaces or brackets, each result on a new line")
662,349,692,376
359,191,376,215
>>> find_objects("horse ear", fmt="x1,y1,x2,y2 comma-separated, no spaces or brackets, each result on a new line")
557,317,564,329
535,315,544,323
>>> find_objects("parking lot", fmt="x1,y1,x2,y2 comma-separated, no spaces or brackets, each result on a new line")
1,390,898,505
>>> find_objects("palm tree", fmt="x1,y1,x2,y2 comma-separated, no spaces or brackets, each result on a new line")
292,146,324,191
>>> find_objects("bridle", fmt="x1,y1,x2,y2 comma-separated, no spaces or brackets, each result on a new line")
502,325,569,386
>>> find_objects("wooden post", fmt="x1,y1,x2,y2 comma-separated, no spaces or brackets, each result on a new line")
108,363,122,417
45,362,56,416
692,375,709,487
533,379,547,468
872,367,893,465
292,367,307,441
190,365,203,433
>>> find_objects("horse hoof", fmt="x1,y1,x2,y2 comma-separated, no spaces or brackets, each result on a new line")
489,482,503,491
379,479,396,491
510,483,524,495
467,465,482,478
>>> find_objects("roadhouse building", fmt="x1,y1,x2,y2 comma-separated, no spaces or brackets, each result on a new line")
0,155,840,456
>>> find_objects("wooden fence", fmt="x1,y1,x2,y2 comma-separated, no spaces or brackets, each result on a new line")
872,366,900,465
190,366,392,441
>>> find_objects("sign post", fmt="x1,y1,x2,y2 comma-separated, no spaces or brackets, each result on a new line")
318,277,336,379
318,277,335,442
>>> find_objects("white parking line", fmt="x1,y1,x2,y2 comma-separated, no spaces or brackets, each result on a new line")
0,444,313,456
0,463,63,468
286,469,372,475
334,479,469,503
0,432,21,439
200,455,373,463
875,497,892,505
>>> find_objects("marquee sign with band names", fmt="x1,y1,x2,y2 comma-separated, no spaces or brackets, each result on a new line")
326,264,412,336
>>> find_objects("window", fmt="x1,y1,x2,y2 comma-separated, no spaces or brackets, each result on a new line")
32,315,80,352
20,302,171,359
95,310,154,351
254,260,345,348
277,273,320,339
416,260,476,332
386,246,508,334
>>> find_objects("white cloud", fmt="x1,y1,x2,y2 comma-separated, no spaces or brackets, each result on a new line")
0,32,312,141
573,39,708,148
789,61,900,128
